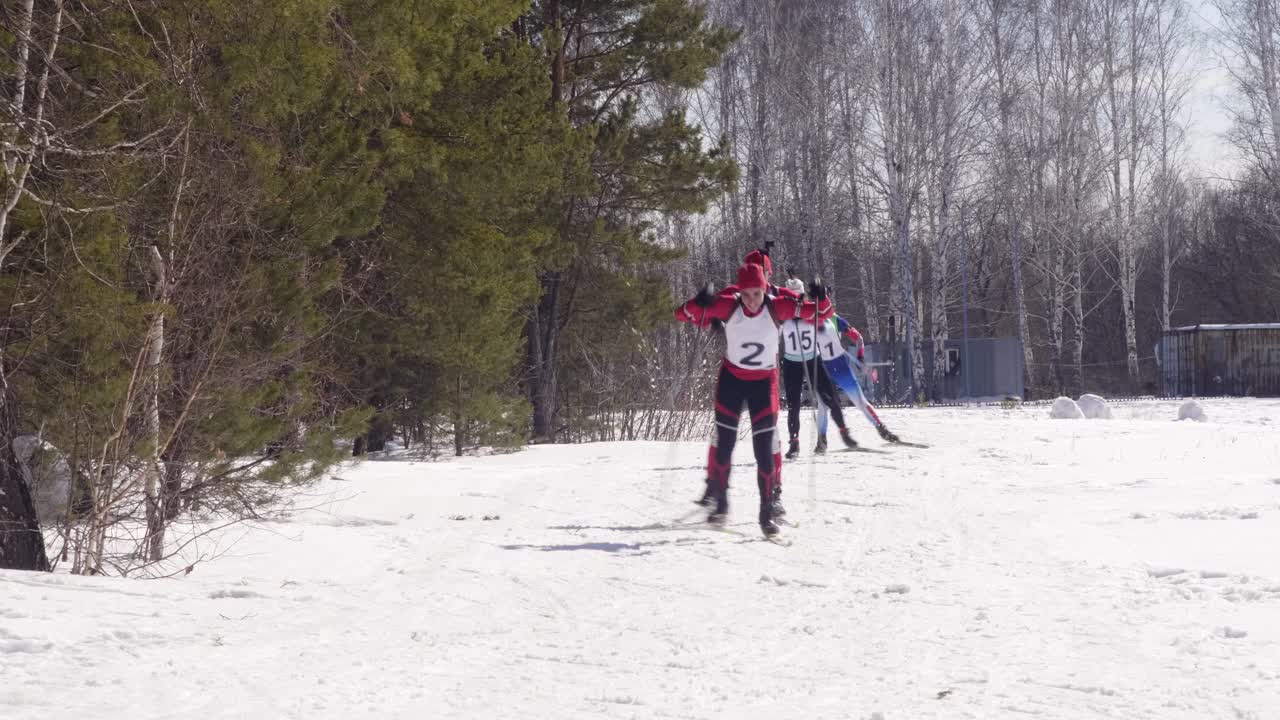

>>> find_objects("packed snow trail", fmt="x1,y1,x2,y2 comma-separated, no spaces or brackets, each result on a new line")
3,400,1280,719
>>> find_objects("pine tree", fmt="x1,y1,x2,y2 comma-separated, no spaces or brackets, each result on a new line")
523,0,739,442
2,0,543,569
336,21,574,456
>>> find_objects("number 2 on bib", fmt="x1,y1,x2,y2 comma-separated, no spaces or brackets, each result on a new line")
740,342,766,366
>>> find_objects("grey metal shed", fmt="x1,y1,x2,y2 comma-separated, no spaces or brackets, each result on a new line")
1159,324,1280,397
863,337,1025,404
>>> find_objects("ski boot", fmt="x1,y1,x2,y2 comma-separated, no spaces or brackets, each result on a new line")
707,486,729,525
694,478,714,507
759,501,779,537
784,436,801,460
770,485,786,519
813,435,828,455
839,428,859,449
877,425,900,443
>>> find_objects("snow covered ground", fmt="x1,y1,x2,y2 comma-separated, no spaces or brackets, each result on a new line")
4,399,1280,720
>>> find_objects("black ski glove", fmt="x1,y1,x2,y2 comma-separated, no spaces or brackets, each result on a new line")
762,239,775,256
807,279,827,302
693,282,716,307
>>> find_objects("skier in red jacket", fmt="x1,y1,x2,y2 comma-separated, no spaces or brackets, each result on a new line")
691,244,799,509
675,262,832,537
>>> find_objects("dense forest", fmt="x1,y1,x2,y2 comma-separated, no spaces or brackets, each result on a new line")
2,0,1278,572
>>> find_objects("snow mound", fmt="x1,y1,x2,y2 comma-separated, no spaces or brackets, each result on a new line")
1077,394,1113,419
1178,400,1207,422
1049,397,1084,419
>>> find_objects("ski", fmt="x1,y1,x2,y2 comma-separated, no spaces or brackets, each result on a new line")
889,440,930,449
649,519,743,535
657,516,792,543
708,523,757,539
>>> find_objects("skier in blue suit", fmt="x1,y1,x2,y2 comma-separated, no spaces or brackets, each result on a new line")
809,309,901,444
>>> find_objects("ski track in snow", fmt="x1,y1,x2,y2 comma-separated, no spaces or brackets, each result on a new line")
3,399,1280,719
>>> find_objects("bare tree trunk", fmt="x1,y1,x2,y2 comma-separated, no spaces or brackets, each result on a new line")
1103,0,1138,383
842,76,881,338
749,3,772,250
528,272,563,442
1030,0,1056,394
1050,238,1066,393
1124,0,1151,380
716,17,743,243
870,0,927,401
1070,241,1086,393
143,120,192,561
1255,0,1280,178
1149,0,1185,332
144,246,167,562
528,0,566,443
911,246,926,401
859,260,880,338
929,238,949,400
926,0,972,401
988,0,1036,393
1012,221,1032,389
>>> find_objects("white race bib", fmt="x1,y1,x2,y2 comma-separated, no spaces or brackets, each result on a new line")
780,319,816,362
724,301,779,370
815,318,844,361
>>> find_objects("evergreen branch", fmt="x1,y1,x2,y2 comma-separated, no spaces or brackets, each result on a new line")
174,456,275,502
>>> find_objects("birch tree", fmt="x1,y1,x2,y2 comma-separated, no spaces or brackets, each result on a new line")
1100,0,1156,381
984,0,1036,387
860,0,941,400
923,0,985,399
1215,0,1280,187
1150,0,1192,331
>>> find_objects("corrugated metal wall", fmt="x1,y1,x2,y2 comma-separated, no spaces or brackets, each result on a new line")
1159,327,1280,397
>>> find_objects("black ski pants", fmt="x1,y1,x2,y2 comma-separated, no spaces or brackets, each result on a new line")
708,364,780,505
782,357,846,440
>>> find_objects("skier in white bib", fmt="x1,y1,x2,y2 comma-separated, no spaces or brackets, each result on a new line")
675,263,831,537
814,315,906,440
778,277,859,456
811,310,902,444
692,244,799,508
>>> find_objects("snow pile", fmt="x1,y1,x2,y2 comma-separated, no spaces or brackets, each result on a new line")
1077,394,1113,419
1050,396,1085,419
1178,400,1207,422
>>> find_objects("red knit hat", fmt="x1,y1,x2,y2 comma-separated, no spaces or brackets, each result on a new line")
736,263,767,290
743,249,772,277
